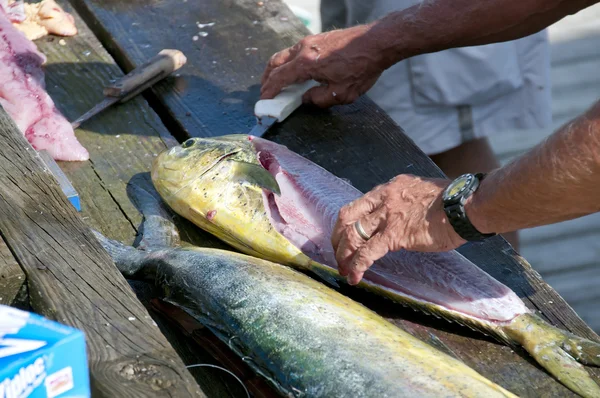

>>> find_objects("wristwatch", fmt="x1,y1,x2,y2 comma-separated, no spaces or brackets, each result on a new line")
442,173,496,241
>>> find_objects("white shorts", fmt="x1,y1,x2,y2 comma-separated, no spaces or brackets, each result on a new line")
321,0,552,155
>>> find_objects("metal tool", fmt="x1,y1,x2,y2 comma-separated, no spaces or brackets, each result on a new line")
38,150,81,211
250,79,320,137
71,49,187,129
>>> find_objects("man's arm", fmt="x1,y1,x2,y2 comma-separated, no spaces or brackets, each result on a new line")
373,0,597,68
330,99,600,285
467,99,600,234
261,0,598,108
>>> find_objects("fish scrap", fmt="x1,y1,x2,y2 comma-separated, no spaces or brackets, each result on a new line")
0,0,87,161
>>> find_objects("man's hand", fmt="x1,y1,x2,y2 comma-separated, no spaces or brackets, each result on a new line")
260,24,386,108
331,174,466,285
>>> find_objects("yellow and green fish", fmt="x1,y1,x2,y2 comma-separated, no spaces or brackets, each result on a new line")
152,134,600,398
95,184,518,397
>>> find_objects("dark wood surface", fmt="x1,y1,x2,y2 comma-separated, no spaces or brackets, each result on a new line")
69,0,306,140
49,0,600,396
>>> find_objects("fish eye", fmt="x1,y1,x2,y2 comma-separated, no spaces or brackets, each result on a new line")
182,138,196,148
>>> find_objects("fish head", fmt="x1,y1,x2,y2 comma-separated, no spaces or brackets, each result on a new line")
152,135,280,197
153,136,244,191
151,135,293,259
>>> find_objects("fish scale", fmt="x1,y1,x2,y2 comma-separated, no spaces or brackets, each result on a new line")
94,220,517,397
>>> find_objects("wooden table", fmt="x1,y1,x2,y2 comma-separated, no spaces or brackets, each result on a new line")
0,0,598,397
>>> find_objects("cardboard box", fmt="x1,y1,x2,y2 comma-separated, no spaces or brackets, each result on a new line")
0,305,90,398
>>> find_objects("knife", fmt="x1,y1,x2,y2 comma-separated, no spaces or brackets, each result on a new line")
71,49,187,129
250,79,320,137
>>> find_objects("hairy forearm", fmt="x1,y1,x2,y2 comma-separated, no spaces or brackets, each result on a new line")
466,99,600,234
368,0,597,67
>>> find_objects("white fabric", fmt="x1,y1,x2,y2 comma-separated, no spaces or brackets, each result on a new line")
322,0,552,155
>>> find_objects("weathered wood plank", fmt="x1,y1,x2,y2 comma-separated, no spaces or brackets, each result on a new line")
65,0,600,395
0,235,25,305
37,4,227,250
0,106,202,396
19,1,234,395
69,0,306,139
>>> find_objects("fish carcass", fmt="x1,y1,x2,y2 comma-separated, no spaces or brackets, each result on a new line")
0,0,88,161
93,184,518,398
151,134,600,398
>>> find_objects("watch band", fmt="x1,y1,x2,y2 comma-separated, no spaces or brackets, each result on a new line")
443,173,496,242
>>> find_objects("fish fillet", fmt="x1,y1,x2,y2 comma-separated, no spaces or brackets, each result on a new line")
0,3,88,161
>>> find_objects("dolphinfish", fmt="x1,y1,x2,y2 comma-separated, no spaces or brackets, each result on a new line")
94,184,518,398
151,134,600,398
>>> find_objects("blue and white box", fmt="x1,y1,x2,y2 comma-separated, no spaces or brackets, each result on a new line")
0,305,90,398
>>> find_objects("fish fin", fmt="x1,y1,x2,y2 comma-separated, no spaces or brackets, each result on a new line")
127,182,181,249
426,332,460,360
229,160,281,196
504,313,600,398
310,263,341,289
92,229,149,278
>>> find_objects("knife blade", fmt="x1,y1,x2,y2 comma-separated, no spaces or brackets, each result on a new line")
250,79,320,137
71,49,187,129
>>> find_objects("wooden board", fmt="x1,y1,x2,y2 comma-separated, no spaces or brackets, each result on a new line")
65,0,600,396
69,0,307,139
0,236,25,305
0,105,204,397
18,1,237,395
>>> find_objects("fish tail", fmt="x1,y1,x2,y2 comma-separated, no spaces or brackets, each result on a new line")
92,229,148,278
503,313,600,398
127,182,181,249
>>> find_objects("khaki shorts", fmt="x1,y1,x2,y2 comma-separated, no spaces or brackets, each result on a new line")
321,0,552,155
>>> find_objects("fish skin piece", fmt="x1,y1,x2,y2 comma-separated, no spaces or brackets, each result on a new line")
0,6,88,161
151,134,600,398
92,186,518,398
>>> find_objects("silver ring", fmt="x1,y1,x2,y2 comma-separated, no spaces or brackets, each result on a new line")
354,220,371,241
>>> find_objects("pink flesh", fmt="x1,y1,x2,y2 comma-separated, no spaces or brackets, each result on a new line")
0,0,25,22
251,136,529,323
0,9,88,161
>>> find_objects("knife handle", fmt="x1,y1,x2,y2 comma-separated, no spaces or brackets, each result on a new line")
103,49,187,102
254,80,320,122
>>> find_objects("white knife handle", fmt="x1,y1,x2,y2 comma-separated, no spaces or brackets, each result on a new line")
255,80,320,122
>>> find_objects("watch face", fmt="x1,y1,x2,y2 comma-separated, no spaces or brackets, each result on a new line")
444,174,473,200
